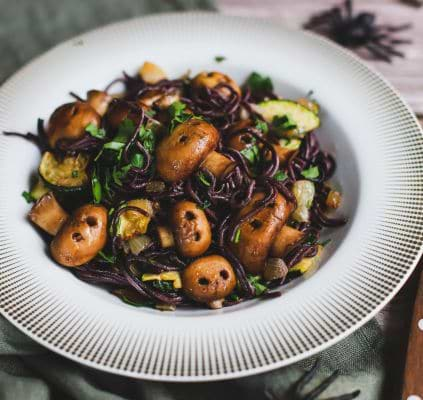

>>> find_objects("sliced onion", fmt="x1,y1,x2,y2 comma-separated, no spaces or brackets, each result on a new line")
263,258,288,281
128,234,152,255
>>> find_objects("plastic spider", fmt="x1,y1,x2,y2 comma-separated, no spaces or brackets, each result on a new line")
265,360,360,400
303,0,411,62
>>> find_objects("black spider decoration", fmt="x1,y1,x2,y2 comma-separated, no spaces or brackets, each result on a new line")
265,360,360,400
303,0,412,62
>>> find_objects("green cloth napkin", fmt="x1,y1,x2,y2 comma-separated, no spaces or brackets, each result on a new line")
0,1,409,399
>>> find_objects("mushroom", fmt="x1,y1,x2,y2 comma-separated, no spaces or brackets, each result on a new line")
230,192,290,275
192,71,241,98
137,89,181,110
200,151,234,178
270,225,304,258
104,99,142,133
171,200,211,258
28,192,69,235
46,102,100,148
50,204,107,267
226,120,255,152
182,255,236,307
156,118,219,182
86,90,113,116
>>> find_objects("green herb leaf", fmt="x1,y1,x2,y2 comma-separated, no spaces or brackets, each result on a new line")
273,170,288,181
227,293,240,302
130,153,144,168
255,119,268,134
214,55,226,63
22,191,35,203
272,115,297,132
319,238,332,247
247,275,268,297
85,122,106,139
112,164,131,186
245,72,273,94
139,125,155,153
301,166,319,179
71,170,79,178
197,171,211,187
198,200,211,210
98,251,116,264
233,227,241,244
114,119,136,143
240,144,260,165
168,101,193,133
152,280,174,293
145,109,156,118
91,167,102,203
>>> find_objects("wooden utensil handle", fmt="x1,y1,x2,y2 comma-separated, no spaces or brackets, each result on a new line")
402,268,423,399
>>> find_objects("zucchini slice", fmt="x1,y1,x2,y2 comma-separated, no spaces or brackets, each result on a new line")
254,100,320,138
290,245,323,275
39,151,89,191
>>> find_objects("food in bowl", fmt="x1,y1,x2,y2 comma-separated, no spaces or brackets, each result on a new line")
5,62,346,310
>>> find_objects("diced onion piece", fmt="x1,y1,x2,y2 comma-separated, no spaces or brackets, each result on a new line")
138,62,167,84
128,234,152,255
290,245,323,274
117,199,153,240
263,258,288,281
157,225,175,248
326,190,342,209
292,180,315,222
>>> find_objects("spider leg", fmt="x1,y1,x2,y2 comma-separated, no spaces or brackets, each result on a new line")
294,359,320,396
302,370,339,400
321,390,361,400
365,43,392,62
345,0,353,21
374,41,405,58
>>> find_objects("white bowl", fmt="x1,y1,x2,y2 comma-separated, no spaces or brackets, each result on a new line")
0,12,422,381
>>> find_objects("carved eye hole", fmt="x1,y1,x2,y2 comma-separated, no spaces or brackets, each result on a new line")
220,270,229,280
185,211,196,221
86,216,97,227
250,219,263,230
179,135,188,143
72,232,83,242
194,232,201,241
198,277,209,286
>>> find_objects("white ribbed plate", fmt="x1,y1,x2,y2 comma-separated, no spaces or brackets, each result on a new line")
0,13,422,381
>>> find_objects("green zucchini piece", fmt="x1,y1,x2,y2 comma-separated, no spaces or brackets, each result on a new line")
30,179,49,201
255,100,320,138
39,151,89,192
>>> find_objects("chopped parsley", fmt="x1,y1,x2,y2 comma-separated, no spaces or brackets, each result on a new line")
240,144,260,165
139,125,155,153
98,251,116,264
245,72,273,94
301,166,319,179
22,191,35,203
273,170,288,181
214,55,226,63
91,167,102,203
198,200,211,210
255,119,268,134
152,280,174,293
319,238,332,247
197,171,211,187
247,274,268,297
233,227,241,244
85,122,106,139
168,101,193,133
